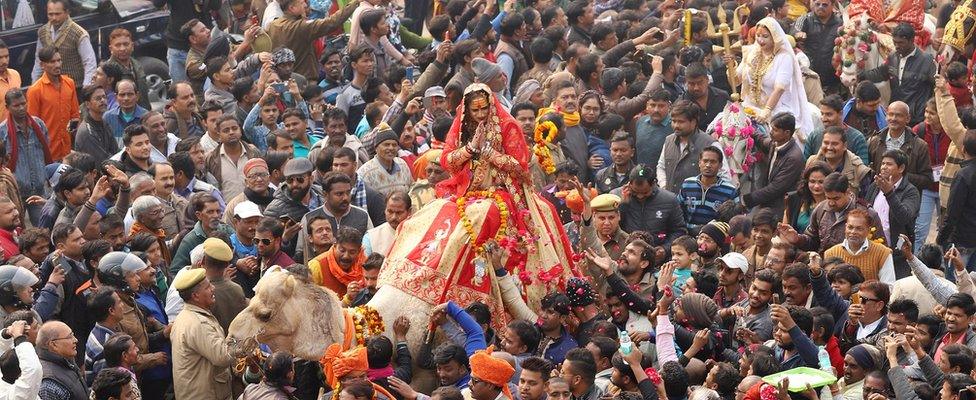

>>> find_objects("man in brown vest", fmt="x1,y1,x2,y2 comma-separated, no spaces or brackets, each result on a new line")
495,13,529,94
30,0,95,86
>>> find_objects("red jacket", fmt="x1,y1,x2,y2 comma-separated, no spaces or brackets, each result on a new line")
914,122,952,191
826,335,845,377
0,228,19,261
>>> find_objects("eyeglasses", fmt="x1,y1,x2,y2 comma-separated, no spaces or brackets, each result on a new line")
286,175,307,184
50,335,75,342
860,296,882,303
253,238,274,246
247,171,270,179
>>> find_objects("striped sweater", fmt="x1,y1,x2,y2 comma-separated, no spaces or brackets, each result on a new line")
935,84,967,210
677,175,739,230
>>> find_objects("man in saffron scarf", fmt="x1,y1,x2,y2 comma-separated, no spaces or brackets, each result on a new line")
130,195,173,265
321,344,397,400
309,225,366,299
468,346,516,400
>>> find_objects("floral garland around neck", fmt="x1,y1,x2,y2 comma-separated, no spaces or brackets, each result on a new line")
456,189,510,258
533,121,558,174
351,305,385,346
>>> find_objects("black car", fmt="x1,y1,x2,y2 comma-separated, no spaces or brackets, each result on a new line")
0,0,170,102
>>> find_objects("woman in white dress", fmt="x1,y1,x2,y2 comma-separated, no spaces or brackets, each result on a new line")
732,17,814,136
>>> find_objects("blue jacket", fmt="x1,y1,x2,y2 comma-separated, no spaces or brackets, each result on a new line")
812,270,849,336
842,98,887,132
136,289,173,381
443,301,486,390
772,325,821,370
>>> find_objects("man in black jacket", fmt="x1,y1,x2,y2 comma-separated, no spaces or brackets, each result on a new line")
860,23,936,126
565,0,595,47
867,102,933,192
743,113,805,217
37,321,88,399
863,149,920,277
615,164,686,245
37,224,90,367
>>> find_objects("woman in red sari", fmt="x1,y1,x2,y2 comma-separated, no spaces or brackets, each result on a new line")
377,84,578,321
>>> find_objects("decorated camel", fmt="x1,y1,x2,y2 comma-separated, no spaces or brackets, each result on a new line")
230,84,581,393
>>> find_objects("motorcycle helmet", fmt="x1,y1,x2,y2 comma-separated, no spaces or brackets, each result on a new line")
0,265,39,309
97,252,147,293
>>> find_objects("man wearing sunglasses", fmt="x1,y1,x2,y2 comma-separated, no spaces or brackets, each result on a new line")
840,281,890,354
253,217,295,277
265,157,323,225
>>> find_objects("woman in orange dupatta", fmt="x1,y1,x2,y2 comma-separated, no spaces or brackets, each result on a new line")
378,84,579,324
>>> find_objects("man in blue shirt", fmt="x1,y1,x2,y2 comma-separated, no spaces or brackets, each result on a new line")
430,301,487,389
103,79,148,143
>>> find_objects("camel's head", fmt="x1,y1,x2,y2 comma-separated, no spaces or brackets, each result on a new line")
228,266,345,360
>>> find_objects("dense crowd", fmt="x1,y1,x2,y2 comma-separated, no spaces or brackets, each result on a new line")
0,0,973,399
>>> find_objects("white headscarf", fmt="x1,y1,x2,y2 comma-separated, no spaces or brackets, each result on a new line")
747,17,814,136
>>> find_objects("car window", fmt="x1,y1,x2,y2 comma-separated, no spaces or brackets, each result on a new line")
111,0,155,19
0,0,103,30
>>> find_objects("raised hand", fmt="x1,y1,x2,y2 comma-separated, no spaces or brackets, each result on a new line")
584,249,615,276
777,222,800,244
393,316,411,341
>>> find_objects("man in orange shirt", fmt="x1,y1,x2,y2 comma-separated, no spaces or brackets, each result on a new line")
0,39,20,120
26,47,79,161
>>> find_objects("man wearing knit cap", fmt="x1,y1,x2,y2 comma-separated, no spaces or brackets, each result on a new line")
223,158,274,225
698,220,731,264
471,58,512,110
840,344,883,400
171,266,235,400
271,48,308,91
357,123,413,197
469,346,516,400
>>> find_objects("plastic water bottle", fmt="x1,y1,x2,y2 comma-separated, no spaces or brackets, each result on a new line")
619,330,633,355
817,346,832,372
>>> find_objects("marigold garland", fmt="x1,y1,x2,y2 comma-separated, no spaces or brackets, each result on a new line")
456,190,510,257
533,121,558,174
350,305,385,346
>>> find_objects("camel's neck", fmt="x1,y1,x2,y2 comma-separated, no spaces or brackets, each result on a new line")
292,285,349,360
